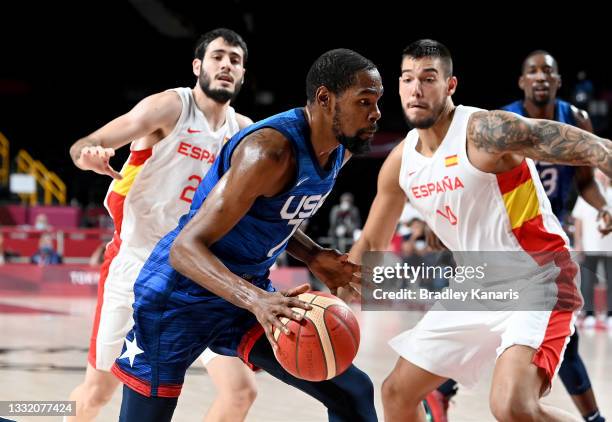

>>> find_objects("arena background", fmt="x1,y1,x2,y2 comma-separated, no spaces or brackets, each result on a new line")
1,2,611,421
2,2,610,229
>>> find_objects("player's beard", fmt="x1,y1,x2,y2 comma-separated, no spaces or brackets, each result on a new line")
198,71,243,104
404,101,445,129
332,104,376,155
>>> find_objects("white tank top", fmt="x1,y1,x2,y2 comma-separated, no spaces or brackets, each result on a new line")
398,105,569,253
104,87,240,262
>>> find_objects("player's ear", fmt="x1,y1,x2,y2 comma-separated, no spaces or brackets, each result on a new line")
557,74,562,89
192,58,202,77
316,86,331,110
447,76,458,96
518,75,525,91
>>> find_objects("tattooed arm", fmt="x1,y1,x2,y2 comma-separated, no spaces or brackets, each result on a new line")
468,110,612,178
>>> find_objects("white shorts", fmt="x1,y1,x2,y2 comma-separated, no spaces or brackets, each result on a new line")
89,244,220,370
389,309,576,388
200,347,221,366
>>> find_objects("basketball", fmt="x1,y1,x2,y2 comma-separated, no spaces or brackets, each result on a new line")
273,291,360,382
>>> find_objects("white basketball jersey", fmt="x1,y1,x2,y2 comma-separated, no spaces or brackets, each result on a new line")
398,105,569,253
104,87,240,262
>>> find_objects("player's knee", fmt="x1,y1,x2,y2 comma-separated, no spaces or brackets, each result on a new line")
382,374,417,407
490,392,539,422
83,381,115,409
558,352,591,395
222,379,257,409
233,384,258,409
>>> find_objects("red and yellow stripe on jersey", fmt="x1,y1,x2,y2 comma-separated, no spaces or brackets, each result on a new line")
496,160,567,257
496,159,580,382
105,148,153,235
89,147,152,368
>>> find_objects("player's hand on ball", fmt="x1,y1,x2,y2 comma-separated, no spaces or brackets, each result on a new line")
335,283,361,304
308,249,361,291
77,146,123,180
251,284,312,352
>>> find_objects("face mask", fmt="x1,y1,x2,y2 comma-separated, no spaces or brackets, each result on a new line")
340,201,350,211
397,225,411,237
335,225,347,237
41,246,54,254
35,222,47,230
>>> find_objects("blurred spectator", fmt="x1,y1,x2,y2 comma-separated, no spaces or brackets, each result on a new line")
573,70,609,134
399,200,423,224
572,169,612,327
328,192,361,252
34,213,52,231
89,244,106,267
82,204,114,229
400,218,427,258
31,233,62,265
89,234,112,266
572,70,594,109
389,202,426,254
0,233,19,265
395,218,451,292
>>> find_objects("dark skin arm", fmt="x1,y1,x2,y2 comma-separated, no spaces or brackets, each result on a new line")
286,229,361,295
284,148,361,296
571,107,612,235
574,167,612,235
575,168,604,209
169,128,312,351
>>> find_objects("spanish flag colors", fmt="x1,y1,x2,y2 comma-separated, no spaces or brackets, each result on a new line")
444,154,458,167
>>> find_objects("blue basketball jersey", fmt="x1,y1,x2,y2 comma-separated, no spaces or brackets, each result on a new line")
502,99,577,221
146,107,343,289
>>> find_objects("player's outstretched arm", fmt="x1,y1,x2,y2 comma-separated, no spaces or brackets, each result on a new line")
348,143,407,265
69,91,182,178
468,110,612,178
574,166,612,235
333,144,406,304
169,128,312,350
286,229,361,292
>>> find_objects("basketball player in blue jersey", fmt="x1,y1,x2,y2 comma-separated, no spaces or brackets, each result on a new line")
111,48,383,421
428,50,612,422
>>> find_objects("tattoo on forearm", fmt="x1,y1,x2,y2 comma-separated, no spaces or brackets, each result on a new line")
469,110,612,176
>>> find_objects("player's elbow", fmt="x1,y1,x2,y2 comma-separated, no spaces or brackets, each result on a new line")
169,232,191,273
69,141,84,167
169,242,181,272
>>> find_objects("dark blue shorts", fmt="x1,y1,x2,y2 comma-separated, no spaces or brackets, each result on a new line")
112,268,273,397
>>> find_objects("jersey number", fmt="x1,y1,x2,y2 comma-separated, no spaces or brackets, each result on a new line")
179,174,202,204
266,219,303,257
538,167,558,196
436,205,458,226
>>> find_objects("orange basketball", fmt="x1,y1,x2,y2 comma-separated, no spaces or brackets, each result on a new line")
273,291,360,381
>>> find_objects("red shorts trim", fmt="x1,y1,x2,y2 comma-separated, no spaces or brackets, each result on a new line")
237,324,265,371
111,363,183,398
532,310,574,386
